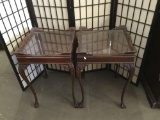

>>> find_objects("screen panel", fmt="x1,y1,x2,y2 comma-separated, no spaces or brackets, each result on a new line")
32,0,69,71
112,0,158,84
0,0,43,90
32,0,69,30
74,0,111,71
74,0,111,30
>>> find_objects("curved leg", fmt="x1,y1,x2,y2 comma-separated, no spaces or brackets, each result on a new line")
81,68,85,80
43,64,48,78
19,64,39,108
114,64,120,78
76,64,86,108
120,63,135,108
68,64,78,108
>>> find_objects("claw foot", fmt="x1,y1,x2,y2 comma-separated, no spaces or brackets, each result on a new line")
120,103,126,109
78,102,84,108
73,102,84,108
34,102,39,108
74,102,79,108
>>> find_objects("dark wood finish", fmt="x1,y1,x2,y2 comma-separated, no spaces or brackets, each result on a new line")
43,64,48,78
15,27,77,108
18,64,39,108
75,64,87,108
114,64,120,78
76,26,137,108
120,63,135,108
15,26,136,108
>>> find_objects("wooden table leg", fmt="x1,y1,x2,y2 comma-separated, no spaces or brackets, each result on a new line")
76,64,86,108
114,64,120,78
18,64,39,108
68,64,79,108
81,68,85,79
43,64,48,78
120,63,135,108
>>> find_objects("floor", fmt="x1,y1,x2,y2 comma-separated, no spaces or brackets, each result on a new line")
0,50,159,120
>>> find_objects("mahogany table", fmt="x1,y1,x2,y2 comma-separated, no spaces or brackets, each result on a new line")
75,26,137,108
15,26,136,109
15,28,78,108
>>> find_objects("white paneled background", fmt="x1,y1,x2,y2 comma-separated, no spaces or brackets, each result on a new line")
74,0,111,30
32,0,70,71
0,0,158,88
112,0,158,83
74,0,111,71
32,0,69,30
0,0,43,89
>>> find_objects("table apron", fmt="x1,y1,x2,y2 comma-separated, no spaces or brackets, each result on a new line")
17,57,72,64
77,57,135,63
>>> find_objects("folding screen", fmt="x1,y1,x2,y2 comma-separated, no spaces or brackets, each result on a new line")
0,0,158,90
0,0,43,90
32,0,70,71
74,0,111,71
31,0,112,72
112,0,158,84
74,0,111,30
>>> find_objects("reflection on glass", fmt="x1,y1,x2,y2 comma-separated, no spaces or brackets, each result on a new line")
17,31,74,56
77,30,132,55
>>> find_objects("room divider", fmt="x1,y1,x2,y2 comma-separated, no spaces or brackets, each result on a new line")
0,0,159,107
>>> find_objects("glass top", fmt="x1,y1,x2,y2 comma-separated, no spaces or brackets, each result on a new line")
16,30,75,56
77,30,135,55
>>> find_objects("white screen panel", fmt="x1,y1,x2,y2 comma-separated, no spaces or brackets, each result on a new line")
74,0,111,71
33,0,69,30
74,0,111,30
32,0,69,71
0,0,43,89
115,0,158,83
